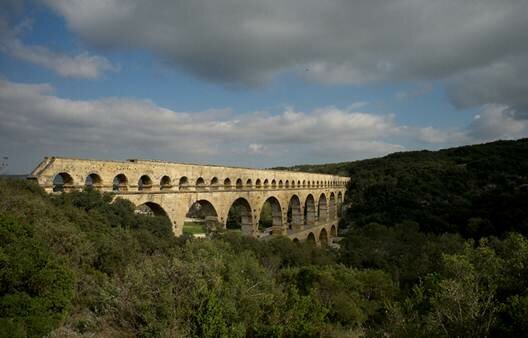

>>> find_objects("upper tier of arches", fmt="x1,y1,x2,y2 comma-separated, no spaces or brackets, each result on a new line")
52,171,348,192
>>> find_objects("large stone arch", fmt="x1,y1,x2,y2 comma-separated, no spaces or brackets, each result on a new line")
304,194,316,226
287,194,303,231
330,224,337,237
136,201,169,218
319,228,328,246
337,191,343,217
185,199,220,234
318,193,328,222
258,196,284,235
329,192,336,220
307,232,316,244
226,197,254,236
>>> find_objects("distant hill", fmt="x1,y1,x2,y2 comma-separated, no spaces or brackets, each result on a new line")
279,138,528,238
0,175,29,179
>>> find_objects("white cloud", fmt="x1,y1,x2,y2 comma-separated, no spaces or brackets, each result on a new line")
2,78,527,173
466,105,528,141
0,18,118,79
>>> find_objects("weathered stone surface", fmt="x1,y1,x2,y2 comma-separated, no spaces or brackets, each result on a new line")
30,156,348,242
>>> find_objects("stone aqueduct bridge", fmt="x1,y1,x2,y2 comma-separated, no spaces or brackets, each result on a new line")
29,157,349,243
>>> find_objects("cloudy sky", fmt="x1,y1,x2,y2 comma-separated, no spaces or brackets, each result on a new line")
1,0,528,173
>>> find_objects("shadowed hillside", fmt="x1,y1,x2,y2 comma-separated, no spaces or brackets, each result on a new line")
279,138,528,238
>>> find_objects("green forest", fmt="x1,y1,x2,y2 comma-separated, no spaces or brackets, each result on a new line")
2,138,528,337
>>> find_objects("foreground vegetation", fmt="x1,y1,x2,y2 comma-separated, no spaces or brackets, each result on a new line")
1,138,528,337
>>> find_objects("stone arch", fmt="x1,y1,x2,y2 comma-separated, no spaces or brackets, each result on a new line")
138,175,153,191
318,193,328,222
246,179,253,188
307,181,311,188
307,232,316,243
259,196,283,234
53,172,74,192
160,175,172,190
337,191,343,217
297,180,301,187
278,180,283,188
330,225,337,237
293,238,300,243
285,180,289,188
287,194,302,230
264,179,269,188
236,178,243,190
136,201,169,217
112,174,128,192
271,179,277,188
210,177,220,190
302,180,306,187
255,179,262,188
224,178,232,189
304,194,316,226
319,228,328,246
226,197,253,235
329,192,336,220
179,176,189,191
196,177,206,191
185,199,219,234
291,180,295,188
85,173,102,190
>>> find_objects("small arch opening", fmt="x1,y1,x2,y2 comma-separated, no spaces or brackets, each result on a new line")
196,177,206,191
160,176,172,190
236,178,243,190
246,179,253,188
255,179,262,188
224,178,232,190
138,175,153,191
112,174,128,192
53,172,74,192
179,176,189,191
271,179,277,188
264,179,269,188
85,173,102,190
211,177,219,190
